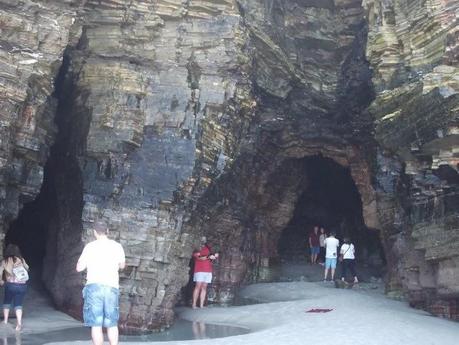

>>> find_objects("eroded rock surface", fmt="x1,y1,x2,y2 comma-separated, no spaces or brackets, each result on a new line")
37,0,254,332
0,0,457,331
184,0,378,304
364,0,459,319
0,0,80,249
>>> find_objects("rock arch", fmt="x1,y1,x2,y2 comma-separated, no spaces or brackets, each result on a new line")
186,141,381,303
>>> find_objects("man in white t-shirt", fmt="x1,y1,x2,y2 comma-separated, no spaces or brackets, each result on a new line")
323,232,339,282
76,222,126,345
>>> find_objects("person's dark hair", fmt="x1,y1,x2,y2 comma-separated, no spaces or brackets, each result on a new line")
343,237,351,244
330,231,336,236
93,221,109,235
4,244,23,261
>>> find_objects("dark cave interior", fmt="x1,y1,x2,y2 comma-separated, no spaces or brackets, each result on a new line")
5,154,386,287
277,155,384,265
5,189,50,273
5,53,85,283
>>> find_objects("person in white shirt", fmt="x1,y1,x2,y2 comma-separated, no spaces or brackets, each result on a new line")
323,232,339,282
340,237,359,283
76,222,126,345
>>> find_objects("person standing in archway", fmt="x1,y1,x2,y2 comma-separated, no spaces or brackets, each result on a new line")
323,232,340,282
76,222,126,345
308,226,320,264
340,237,359,284
319,227,327,264
191,236,218,309
0,244,29,331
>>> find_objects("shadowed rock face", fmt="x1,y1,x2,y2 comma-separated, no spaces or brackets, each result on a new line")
0,0,80,249
2,0,255,332
363,0,459,319
0,0,457,331
185,0,378,303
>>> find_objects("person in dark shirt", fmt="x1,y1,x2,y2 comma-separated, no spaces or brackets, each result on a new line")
319,227,327,264
308,226,320,264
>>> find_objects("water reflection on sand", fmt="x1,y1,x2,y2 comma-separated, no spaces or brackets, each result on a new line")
2,332,21,345
0,319,249,345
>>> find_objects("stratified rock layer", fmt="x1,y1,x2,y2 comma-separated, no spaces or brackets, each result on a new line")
0,0,80,248
184,0,378,303
364,0,459,319
38,0,255,332
0,0,457,331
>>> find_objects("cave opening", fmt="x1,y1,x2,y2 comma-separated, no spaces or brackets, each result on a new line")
5,186,50,275
4,53,86,305
3,149,83,287
276,155,384,277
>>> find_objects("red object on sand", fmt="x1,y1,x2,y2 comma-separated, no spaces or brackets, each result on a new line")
306,308,333,313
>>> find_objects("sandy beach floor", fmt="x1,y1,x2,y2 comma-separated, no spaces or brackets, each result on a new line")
2,263,458,345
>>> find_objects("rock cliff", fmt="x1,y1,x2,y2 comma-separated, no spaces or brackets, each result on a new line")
0,0,457,331
0,0,79,256
364,0,459,319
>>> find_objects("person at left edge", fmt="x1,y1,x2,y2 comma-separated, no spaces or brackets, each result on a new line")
0,244,29,331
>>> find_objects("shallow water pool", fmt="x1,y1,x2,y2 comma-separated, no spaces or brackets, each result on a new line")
2,319,250,345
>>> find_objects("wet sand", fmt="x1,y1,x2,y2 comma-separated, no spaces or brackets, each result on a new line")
3,263,459,345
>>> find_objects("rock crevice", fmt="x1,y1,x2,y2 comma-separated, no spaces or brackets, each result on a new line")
0,0,458,330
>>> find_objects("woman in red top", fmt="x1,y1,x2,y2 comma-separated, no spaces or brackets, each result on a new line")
192,237,218,309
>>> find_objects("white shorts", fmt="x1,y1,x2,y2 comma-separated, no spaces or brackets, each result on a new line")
193,272,212,283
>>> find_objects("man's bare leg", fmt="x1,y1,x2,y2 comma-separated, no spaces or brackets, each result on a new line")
324,267,329,281
331,268,336,281
107,326,119,345
91,326,104,345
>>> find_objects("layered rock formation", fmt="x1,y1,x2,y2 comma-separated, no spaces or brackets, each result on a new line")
0,0,80,254
1,0,255,332
364,0,459,319
0,0,457,332
38,0,255,332
184,0,379,303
